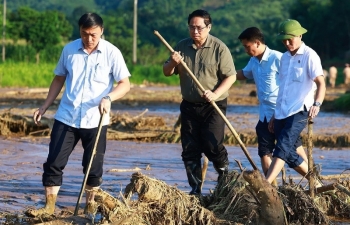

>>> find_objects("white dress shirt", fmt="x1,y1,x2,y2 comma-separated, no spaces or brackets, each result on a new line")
275,42,323,119
243,46,282,122
54,38,131,128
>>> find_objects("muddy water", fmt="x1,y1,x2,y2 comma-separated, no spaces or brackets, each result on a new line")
0,86,349,223
0,137,349,216
113,101,350,143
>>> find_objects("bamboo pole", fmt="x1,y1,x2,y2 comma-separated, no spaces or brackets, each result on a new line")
307,118,315,198
74,113,106,216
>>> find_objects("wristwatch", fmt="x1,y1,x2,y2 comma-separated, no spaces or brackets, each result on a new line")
313,101,321,107
103,95,111,102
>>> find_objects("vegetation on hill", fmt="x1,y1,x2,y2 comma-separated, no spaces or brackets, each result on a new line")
1,0,350,96
2,0,349,66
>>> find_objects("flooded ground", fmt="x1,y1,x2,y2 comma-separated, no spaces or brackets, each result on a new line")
0,84,349,224
0,136,349,215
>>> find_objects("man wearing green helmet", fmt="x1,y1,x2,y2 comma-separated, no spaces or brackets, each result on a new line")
265,19,326,186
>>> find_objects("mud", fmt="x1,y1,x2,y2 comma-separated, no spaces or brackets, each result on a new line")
0,84,349,224
1,84,350,147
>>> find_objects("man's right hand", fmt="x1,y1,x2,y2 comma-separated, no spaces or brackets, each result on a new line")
33,107,47,125
170,51,183,66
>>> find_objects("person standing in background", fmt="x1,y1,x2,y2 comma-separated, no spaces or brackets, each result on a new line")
163,9,236,195
329,65,337,88
343,63,350,87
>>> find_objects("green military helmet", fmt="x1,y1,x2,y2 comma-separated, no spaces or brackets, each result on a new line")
276,19,307,40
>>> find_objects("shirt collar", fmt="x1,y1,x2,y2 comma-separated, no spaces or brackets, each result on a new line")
260,46,271,62
96,39,104,52
295,42,306,55
187,34,212,49
287,42,306,56
78,38,104,53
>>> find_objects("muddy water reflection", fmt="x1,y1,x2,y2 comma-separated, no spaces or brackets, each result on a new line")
0,137,349,215
113,102,350,139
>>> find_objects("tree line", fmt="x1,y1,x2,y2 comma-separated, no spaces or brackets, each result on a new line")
1,0,350,67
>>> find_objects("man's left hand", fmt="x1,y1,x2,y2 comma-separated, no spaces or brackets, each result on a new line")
309,105,320,118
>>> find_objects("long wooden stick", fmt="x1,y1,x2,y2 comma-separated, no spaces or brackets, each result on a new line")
200,156,209,192
154,30,258,170
74,113,106,216
307,118,315,198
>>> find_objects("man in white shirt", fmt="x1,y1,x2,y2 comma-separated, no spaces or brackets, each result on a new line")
27,13,131,217
265,19,326,185
236,27,308,177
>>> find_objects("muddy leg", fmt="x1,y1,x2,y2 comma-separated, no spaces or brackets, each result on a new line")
26,186,60,217
296,146,308,164
261,154,278,186
293,161,322,188
266,158,285,184
85,185,100,221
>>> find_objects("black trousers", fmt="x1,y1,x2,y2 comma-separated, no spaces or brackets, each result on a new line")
180,99,228,166
42,120,107,187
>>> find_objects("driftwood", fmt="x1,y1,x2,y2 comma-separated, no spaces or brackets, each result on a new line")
243,170,285,225
320,174,350,180
107,129,161,140
124,172,216,224
0,112,52,136
335,183,350,196
304,183,336,195
303,182,350,197
0,111,170,141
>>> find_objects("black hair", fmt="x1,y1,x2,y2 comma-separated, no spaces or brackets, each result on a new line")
188,9,212,26
238,27,265,44
78,13,104,29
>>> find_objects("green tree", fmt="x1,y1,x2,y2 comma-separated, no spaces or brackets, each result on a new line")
7,7,40,43
29,11,72,63
7,0,98,17
289,0,350,62
103,9,134,64
68,6,90,40
8,7,72,63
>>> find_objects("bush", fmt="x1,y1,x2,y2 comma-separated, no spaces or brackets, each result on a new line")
5,44,63,63
333,93,350,111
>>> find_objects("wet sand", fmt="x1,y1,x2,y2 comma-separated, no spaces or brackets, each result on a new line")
0,136,349,215
0,84,349,224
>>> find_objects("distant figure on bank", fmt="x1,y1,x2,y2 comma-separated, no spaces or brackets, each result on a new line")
163,9,236,195
329,65,337,88
27,13,131,217
265,19,326,186
323,69,328,80
343,63,350,86
235,27,308,177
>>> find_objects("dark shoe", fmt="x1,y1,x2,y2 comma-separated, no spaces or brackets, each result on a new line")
184,160,202,195
213,160,229,181
189,185,201,195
